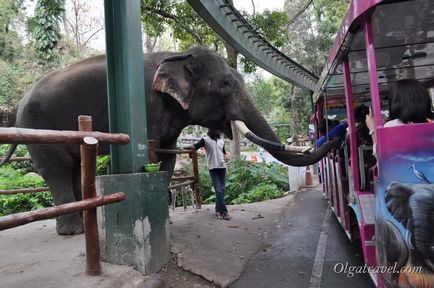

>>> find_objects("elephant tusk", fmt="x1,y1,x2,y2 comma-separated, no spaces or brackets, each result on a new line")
231,120,312,153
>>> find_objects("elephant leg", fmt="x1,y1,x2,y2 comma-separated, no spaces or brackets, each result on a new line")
28,144,84,235
72,163,82,202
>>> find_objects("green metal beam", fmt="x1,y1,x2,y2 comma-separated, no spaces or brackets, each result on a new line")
104,0,148,173
188,0,318,92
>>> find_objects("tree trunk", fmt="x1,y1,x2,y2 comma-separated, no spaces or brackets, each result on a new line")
62,11,71,45
290,85,301,145
144,34,156,53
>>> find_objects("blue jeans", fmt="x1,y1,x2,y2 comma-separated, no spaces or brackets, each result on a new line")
209,168,228,214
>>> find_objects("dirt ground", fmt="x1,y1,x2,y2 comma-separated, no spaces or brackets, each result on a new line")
157,253,218,288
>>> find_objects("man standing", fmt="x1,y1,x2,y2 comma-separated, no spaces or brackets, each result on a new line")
192,129,230,220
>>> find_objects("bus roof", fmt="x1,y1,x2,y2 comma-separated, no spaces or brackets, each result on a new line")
313,0,434,106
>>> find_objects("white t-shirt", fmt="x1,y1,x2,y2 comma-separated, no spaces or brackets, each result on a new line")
194,136,226,170
384,119,404,127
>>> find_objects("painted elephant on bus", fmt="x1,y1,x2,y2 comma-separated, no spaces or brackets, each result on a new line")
377,182,434,287
1,46,338,235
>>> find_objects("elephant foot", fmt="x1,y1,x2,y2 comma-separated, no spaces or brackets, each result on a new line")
56,213,84,235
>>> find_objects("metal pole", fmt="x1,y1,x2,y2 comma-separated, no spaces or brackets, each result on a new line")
342,58,360,193
363,20,382,130
104,0,148,173
79,116,101,276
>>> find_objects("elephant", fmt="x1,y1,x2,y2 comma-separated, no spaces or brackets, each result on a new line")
378,181,434,287
1,46,338,235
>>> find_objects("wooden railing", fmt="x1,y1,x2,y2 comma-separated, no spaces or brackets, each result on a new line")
148,140,201,209
0,115,129,276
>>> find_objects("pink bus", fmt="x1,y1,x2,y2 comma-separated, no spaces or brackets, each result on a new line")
313,1,434,287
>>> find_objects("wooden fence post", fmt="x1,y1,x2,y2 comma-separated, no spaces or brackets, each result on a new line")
190,149,201,209
79,115,101,276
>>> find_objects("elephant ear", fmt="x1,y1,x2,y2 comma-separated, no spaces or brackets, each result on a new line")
385,182,414,228
152,53,196,110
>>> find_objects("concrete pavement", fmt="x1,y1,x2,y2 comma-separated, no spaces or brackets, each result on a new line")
0,192,296,288
169,193,296,287
0,184,375,288
231,185,374,288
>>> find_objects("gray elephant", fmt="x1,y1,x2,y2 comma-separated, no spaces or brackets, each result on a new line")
1,46,338,235
384,182,434,271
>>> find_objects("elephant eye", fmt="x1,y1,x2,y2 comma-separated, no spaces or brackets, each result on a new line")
221,79,232,88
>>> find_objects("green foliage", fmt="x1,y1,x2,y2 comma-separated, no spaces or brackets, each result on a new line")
141,0,224,51
0,144,37,173
0,191,52,216
0,0,22,61
0,146,51,217
0,166,52,216
314,0,350,54
0,166,44,189
0,144,27,157
238,9,288,73
197,160,289,205
27,0,64,64
247,9,288,48
0,59,24,107
231,182,284,204
96,155,110,176
246,74,311,138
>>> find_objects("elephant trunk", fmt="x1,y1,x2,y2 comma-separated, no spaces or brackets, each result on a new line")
233,105,339,167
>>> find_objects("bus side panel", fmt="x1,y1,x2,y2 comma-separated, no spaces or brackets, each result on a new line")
376,124,434,287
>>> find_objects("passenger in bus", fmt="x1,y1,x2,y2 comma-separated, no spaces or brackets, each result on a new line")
316,120,347,147
354,104,372,146
365,78,433,142
317,118,339,137
354,104,376,191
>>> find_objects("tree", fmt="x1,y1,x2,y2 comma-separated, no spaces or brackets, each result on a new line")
279,0,348,141
62,0,105,54
0,0,23,61
27,0,64,64
314,0,350,56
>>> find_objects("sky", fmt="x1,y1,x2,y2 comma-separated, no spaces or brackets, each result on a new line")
233,0,285,13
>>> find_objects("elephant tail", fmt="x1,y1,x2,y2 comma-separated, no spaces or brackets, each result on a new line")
0,144,18,167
